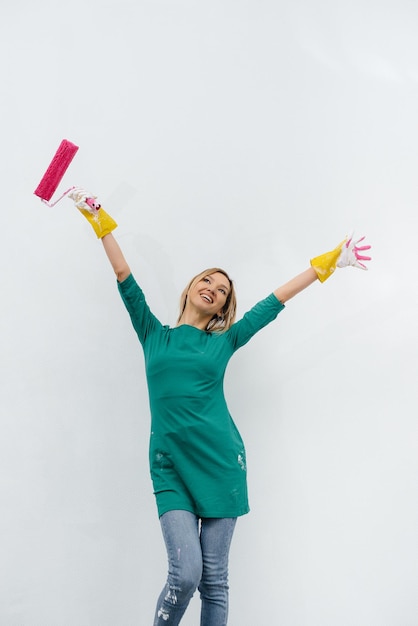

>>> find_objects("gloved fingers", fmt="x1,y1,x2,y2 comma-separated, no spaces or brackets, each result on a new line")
335,232,372,271
353,235,372,269
347,235,369,248
348,234,372,258
354,259,369,270
353,235,372,266
69,187,101,215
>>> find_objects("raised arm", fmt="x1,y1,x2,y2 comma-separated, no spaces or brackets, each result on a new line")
67,187,131,282
101,233,131,283
274,268,317,303
274,235,372,304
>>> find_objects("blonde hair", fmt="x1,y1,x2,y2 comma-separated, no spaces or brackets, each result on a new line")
177,267,237,332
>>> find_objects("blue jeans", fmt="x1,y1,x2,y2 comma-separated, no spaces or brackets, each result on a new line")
153,510,237,625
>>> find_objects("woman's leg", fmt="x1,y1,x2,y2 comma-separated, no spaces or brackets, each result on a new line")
153,510,203,625
198,517,237,626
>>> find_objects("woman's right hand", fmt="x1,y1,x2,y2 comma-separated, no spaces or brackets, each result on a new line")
68,187,118,239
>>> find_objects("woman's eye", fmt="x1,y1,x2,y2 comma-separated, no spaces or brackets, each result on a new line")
219,289,226,295
203,277,210,283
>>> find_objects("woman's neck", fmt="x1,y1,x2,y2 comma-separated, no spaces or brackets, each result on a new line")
177,310,212,330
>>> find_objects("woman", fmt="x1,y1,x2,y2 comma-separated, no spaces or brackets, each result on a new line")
68,188,371,625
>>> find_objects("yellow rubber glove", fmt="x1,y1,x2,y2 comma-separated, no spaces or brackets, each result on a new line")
310,239,347,282
68,187,117,238
310,234,372,282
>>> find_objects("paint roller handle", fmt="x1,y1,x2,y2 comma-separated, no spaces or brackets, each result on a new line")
310,233,372,283
68,187,117,239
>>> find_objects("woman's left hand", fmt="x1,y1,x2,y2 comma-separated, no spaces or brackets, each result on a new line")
337,234,372,270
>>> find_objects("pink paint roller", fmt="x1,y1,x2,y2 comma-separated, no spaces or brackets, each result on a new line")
34,139,79,206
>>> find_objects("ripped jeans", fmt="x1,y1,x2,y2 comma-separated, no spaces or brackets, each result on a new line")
153,510,237,625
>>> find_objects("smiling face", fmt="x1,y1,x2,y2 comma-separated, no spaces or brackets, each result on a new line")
190,272,231,317
177,267,237,331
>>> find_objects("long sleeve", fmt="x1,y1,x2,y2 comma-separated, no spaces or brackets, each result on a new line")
117,274,163,346
227,293,285,350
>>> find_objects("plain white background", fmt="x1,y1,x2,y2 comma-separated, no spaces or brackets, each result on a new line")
1,1,417,624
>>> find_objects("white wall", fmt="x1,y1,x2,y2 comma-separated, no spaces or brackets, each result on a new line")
1,1,417,624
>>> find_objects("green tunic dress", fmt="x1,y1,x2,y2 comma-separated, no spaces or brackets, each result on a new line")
118,274,285,518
